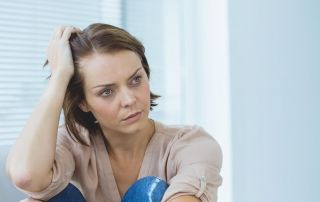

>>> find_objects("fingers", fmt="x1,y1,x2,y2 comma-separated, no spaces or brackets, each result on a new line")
61,26,80,41
46,25,79,78
53,26,63,39
52,26,81,40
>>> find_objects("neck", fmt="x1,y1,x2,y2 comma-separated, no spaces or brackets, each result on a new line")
102,119,155,162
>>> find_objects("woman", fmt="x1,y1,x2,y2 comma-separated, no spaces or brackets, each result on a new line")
6,23,222,202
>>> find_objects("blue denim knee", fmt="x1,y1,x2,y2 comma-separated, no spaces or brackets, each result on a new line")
48,176,168,202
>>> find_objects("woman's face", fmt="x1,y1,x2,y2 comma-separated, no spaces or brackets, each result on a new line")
79,50,151,135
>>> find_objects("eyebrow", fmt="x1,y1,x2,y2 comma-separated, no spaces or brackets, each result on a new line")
92,67,142,89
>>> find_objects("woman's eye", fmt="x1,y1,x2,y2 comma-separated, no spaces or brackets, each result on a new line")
132,75,142,85
101,89,113,97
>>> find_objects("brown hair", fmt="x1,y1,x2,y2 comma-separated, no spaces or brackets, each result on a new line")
48,23,160,146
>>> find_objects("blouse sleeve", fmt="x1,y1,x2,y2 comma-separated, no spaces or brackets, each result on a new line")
162,126,223,202
15,126,76,201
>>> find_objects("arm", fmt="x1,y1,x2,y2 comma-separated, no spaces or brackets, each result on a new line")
6,26,78,192
162,126,223,202
19,198,43,202
169,195,201,202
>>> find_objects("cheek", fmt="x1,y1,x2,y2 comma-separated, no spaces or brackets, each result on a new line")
139,83,151,106
88,98,118,120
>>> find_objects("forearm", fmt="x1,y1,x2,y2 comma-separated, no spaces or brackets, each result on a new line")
169,195,201,202
6,73,70,191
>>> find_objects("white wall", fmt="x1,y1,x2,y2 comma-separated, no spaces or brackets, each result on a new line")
228,0,320,201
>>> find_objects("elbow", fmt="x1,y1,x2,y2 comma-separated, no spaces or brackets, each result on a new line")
13,175,32,190
9,169,33,190
6,155,53,192
8,168,50,192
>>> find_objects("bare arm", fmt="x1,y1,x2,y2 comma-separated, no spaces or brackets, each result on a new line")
169,195,201,202
6,26,79,192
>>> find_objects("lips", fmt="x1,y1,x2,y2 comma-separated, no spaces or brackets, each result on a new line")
123,111,141,121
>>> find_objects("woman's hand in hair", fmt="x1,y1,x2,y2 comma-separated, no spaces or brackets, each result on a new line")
47,26,80,81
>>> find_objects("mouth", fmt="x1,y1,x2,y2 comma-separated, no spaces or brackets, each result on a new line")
122,111,142,121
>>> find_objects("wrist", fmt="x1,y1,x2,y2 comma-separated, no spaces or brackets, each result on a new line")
50,70,73,84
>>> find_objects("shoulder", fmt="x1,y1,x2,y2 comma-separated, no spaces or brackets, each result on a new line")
155,121,205,140
156,121,220,149
156,121,222,167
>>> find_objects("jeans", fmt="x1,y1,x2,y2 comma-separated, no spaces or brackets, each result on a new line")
48,176,168,202
48,183,85,202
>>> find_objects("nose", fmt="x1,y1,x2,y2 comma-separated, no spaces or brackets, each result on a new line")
120,88,136,108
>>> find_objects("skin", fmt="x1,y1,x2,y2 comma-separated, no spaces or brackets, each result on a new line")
6,26,78,194
170,196,201,202
79,51,154,148
79,51,155,197
78,52,201,201
8,26,200,202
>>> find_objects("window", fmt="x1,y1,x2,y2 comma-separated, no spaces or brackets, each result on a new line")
0,0,122,145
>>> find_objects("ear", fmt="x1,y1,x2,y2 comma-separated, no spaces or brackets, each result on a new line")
79,101,90,113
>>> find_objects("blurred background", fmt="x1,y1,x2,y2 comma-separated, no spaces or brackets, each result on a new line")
0,0,319,201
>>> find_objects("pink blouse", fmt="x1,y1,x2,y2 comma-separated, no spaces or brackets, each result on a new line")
17,121,223,202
